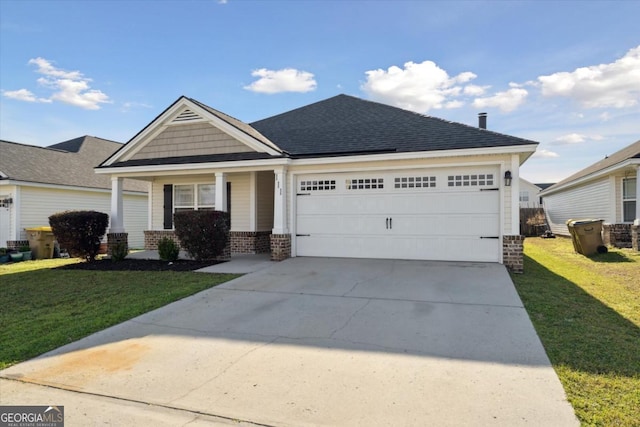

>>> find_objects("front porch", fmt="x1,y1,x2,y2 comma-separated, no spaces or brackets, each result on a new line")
107,167,292,262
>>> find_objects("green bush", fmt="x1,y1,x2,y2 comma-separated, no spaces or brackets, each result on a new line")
111,242,128,262
174,210,230,261
49,210,109,262
158,237,180,262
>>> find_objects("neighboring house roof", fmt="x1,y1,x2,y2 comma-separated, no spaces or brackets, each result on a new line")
251,94,538,156
99,94,538,169
541,139,640,195
0,136,147,192
535,183,555,190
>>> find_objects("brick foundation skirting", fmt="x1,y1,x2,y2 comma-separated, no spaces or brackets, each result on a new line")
270,234,291,261
107,233,128,257
143,229,231,261
603,223,632,248
230,231,271,254
144,230,182,250
503,235,524,274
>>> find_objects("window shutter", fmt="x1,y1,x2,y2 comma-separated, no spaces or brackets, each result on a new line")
163,184,173,229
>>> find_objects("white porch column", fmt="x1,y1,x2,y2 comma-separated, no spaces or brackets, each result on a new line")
215,172,228,212
510,154,520,234
110,177,125,233
634,166,640,226
272,167,288,234
248,172,257,231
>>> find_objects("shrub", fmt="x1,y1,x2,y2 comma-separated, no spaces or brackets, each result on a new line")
49,210,109,262
111,242,128,262
158,237,180,262
174,210,230,261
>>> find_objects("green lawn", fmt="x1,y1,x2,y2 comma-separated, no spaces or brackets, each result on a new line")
511,237,640,427
0,259,238,369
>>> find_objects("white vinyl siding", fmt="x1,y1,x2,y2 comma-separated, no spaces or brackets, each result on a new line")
18,186,148,248
543,178,611,236
150,173,254,232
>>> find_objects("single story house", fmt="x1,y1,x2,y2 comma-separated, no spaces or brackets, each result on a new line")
0,136,148,249
96,95,538,271
519,178,543,208
540,139,640,250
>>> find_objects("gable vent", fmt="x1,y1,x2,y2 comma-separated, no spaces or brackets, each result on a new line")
171,109,204,123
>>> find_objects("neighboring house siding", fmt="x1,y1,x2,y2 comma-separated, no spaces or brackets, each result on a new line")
131,123,253,160
18,186,147,247
519,180,541,208
543,178,611,236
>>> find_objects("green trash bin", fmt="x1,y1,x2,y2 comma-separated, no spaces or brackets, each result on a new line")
566,219,607,256
25,226,56,259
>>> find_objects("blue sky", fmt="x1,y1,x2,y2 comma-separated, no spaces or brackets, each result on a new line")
1,0,639,183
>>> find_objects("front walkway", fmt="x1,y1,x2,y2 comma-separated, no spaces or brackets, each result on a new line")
127,251,274,274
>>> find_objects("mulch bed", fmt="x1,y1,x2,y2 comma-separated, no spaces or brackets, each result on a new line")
57,259,223,272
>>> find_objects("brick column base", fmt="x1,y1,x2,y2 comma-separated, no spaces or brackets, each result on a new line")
632,225,639,252
270,234,291,261
107,232,128,257
503,235,524,274
603,223,632,248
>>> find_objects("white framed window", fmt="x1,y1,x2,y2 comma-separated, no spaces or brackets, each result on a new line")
174,184,215,212
520,191,529,202
622,178,636,222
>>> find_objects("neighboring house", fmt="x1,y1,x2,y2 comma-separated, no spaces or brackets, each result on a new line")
96,95,538,271
519,178,543,208
0,136,148,249
540,139,640,249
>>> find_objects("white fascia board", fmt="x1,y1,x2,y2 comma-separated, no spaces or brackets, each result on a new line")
541,158,640,196
0,179,147,195
95,157,292,176
289,144,538,167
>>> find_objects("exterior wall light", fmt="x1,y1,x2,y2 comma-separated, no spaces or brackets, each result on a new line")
504,171,512,187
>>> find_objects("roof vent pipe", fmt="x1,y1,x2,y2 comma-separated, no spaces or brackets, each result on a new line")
478,112,487,129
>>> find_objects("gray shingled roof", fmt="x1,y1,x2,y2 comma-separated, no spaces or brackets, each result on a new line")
251,94,538,156
103,94,538,168
543,139,640,193
0,136,147,192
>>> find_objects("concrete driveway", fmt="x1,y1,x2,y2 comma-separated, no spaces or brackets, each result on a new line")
1,258,578,426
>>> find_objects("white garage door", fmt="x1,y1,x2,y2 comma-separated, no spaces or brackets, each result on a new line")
295,168,501,262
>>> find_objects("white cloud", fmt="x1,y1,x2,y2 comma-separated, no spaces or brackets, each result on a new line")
472,87,528,112
463,84,488,96
244,68,317,94
2,88,50,103
121,101,153,112
361,60,477,113
538,45,640,108
533,149,559,158
553,133,603,144
3,57,110,110
599,112,611,121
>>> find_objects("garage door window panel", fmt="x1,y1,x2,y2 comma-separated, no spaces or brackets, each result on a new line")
448,174,494,187
347,178,384,190
394,176,436,189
